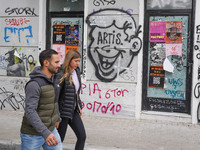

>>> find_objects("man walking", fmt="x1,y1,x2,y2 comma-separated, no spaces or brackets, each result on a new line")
20,49,62,150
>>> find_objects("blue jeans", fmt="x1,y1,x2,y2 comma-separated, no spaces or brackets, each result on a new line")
21,128,62,150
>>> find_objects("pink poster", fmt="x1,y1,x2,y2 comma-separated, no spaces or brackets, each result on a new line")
52,44,65,64
150,21,165,43
166,44,182,57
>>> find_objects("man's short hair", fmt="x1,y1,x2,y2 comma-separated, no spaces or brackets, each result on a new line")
39,49,58,66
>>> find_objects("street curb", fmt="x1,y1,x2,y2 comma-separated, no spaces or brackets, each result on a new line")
0,139,133,150
0,139,20,150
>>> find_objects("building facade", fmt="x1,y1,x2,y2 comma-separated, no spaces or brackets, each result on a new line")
0,0,199,124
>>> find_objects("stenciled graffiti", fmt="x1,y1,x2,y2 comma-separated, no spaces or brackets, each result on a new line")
86,9,142,82
5,7,37,16
93,0,116,6
0,87,25,110
5,47,37,76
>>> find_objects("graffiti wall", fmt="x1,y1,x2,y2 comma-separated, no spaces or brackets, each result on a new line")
193,0,200,123
0,47,38,76
0,76,27,110
84,0,141,118
0,0,198,122
146,0,192,9
89,0,139,15
86,0,141,82
80,81,136,118
0,0,39,111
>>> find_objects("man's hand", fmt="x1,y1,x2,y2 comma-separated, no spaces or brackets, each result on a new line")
45,133,58,146
56,122,60,129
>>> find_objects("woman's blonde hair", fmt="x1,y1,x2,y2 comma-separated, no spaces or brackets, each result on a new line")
59,49,81,85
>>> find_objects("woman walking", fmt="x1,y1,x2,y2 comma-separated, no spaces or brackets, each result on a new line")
57,49,86,150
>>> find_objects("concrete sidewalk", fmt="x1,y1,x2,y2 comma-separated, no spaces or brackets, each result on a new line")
1,110,200,150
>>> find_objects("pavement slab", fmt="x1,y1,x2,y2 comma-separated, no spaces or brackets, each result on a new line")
1,110,200,150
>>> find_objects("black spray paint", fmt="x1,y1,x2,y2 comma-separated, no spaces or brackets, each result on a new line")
86,9,142,82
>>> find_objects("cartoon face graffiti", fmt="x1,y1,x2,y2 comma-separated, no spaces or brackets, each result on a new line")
86,9,142,82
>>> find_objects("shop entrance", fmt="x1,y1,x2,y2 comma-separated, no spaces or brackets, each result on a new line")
142,0,194,114
46,0,84,69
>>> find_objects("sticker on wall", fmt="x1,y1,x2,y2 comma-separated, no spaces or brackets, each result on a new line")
165,21,182,44
64,6,71,11
149,66,165,89
150,21,165,43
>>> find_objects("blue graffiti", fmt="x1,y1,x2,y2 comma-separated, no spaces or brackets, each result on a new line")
165,89,185,99
4,25,33,45
168,78,183,90
121,7,134,14
0,55,7,62
0,55,8,70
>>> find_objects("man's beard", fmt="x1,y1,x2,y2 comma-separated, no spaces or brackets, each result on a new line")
48,64,57,74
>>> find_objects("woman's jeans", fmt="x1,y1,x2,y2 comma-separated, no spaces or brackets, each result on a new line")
58,111,86,150
21,127,62,150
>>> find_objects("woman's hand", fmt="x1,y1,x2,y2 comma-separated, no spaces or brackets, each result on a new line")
55,122,60,129
79,109,83,117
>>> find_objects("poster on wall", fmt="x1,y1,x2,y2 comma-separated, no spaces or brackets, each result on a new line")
65,25,79,54
150,21,165,43
166,43,182,57
149,66,165,89
165,21,182,44
52,44,65,64
52,24,80,63
149,43,166,66
53,25,65,44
